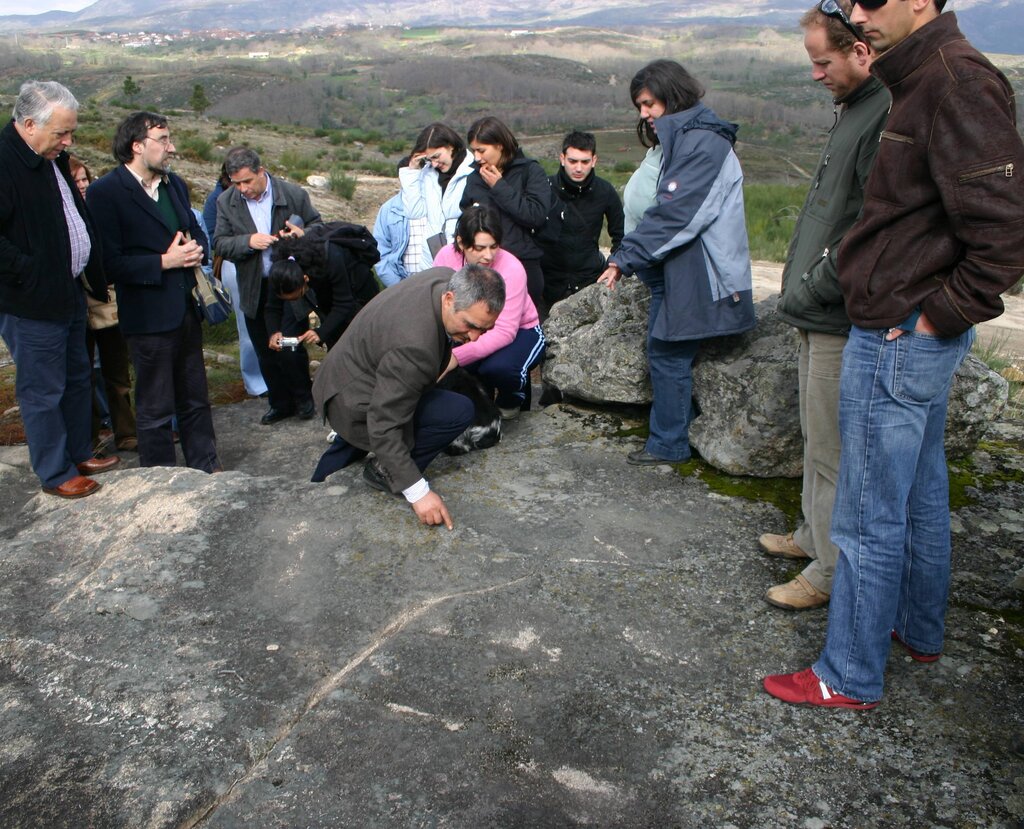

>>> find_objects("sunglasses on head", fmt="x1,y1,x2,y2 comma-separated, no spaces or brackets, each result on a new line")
819,0,869,41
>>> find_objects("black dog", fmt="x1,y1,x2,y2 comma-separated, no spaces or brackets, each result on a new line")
438,367,501,455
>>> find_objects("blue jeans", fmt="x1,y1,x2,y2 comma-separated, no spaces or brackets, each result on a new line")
814,325,974,702
0,286,92,489
643,273,700,462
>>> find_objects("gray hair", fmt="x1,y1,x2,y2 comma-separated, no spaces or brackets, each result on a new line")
12,80,78,126
223,146,262,177
448,264,505,315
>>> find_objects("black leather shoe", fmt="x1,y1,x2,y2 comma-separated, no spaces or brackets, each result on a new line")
260,408,293,425
297,400,316,420
626,448,683,466
362,458,398,495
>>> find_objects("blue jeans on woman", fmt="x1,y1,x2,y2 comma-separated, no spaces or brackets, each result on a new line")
643,272,700,462
813,325,974,703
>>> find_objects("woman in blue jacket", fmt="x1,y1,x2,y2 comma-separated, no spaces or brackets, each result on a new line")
598,60,755,465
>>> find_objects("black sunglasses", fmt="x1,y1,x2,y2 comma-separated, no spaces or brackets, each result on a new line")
853,0,888,7
819,0,869,41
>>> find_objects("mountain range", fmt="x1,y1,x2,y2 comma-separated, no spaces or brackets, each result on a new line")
4,0,1022,55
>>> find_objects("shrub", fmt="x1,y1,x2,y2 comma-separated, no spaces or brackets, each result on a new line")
176,135,213,162
329,167,357,200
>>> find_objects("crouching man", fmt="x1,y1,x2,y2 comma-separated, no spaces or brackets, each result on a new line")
310,265,504,529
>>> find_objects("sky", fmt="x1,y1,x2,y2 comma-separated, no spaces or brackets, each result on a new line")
0,0,93,14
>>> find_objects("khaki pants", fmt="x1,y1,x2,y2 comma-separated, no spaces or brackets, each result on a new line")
792,329,846,594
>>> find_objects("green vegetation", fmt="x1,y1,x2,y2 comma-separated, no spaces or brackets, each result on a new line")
743,183,805,262
329,168,357,200
190,83,210,115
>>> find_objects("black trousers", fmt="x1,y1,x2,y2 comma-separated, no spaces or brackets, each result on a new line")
245,279,312,414
125,307,219,473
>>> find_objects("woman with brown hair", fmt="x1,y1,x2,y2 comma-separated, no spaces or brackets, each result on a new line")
460,116,553,312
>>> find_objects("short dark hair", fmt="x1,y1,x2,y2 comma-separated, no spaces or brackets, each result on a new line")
111,111,168,164
224,146,262,177
454,204,503,251
268,257,306,297
448,264,506,315
800,0,858,54
416,122,465,155
466,116,519,170
561,131,597,155
629,60,705,148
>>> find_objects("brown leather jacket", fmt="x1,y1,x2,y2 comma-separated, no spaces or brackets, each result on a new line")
838,13,1024,337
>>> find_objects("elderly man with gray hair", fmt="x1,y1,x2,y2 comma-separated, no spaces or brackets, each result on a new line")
0,80,119,499
311,265,504,529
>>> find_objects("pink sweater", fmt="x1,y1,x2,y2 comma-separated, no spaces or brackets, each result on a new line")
434,245,540,366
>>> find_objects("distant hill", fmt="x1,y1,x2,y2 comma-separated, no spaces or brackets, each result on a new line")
1,0,1021,55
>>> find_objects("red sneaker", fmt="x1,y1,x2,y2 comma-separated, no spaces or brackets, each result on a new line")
763,668,879,709
891,631,941,663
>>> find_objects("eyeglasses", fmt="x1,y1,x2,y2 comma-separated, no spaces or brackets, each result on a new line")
143,134,172,147
819,0,868,42
852,0,887,8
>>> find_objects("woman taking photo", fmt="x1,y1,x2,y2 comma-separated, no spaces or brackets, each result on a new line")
399,122,475,271
434,205,545,419
460,116,553,312
598,59,755,465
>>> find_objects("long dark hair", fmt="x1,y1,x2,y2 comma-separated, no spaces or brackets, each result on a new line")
271,233,327,282
454,204,504,252
416,122,464,154
466,116,520,170
629,60,705,148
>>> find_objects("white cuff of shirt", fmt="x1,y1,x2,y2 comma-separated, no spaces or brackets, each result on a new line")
402,478,430,504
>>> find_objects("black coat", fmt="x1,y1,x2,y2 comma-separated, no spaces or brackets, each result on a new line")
539,168,624,279
0,120,106,321
460,151,553,263
87,165,209,337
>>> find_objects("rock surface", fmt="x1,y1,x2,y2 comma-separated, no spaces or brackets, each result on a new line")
544,284,1009,476
0,397,1022,827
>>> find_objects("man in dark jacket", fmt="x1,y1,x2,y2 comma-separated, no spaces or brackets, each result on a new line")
87,111,220,474
539,131,624,307
765,0,1024,709
310,266,503,530
0,80,118,498
758,0,889,611
214,147,322,425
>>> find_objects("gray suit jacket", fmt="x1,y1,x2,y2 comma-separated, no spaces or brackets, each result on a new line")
312,267,454,492
212,174,321,318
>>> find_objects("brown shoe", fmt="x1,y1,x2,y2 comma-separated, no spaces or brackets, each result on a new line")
766,575,830,610
42,475,100,499
758,531,810,559
115,436,138,451
77,455,120,476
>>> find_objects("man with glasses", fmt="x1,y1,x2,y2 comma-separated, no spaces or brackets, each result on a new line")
764,0,1024,707
214,146,322,426
0,80,119,498
88,111,221,473
758,0,888,611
